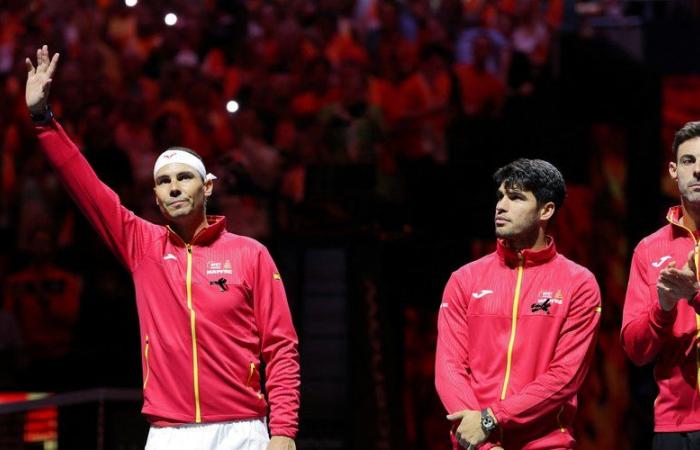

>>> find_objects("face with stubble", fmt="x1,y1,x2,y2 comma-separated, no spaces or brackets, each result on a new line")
153,163,212,222
670,137,700,205
494,182,543,240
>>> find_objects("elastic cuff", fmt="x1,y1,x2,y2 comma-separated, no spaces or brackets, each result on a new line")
269,428,297,439
489,402,509,429
650,300,677,328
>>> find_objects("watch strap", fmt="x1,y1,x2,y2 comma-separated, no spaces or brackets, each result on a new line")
30,106,53,125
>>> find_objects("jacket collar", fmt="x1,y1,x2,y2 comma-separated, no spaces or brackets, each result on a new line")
167,215,227,246
667,205,683,227
496,236,557,268
667,206,699,239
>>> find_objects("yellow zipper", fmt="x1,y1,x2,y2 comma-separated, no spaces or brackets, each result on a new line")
667,215,700,394
246,362,256,386
143,335,150,389
186,244,202,422
556,405,565,433
501,259,524,400
246,362,264,399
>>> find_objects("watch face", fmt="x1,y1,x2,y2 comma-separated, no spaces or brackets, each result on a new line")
481,415,495,431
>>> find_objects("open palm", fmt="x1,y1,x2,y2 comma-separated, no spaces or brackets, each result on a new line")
25,45,59,114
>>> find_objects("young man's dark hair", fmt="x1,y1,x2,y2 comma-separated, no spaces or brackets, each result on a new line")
493,158,566,210
672,121,700,161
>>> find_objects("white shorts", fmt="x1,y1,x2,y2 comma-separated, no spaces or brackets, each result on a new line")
145,418,269,450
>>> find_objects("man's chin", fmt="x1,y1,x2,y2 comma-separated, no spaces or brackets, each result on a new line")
683,193,700,205
495,228,514,239
163,208,194,221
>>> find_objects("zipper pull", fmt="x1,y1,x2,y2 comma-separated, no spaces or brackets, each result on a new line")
246,362,256,386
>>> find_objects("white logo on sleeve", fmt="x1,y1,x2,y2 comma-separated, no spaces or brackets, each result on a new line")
472,290,494,299
440,303,449,308
651,255,672,268
164,253,177,261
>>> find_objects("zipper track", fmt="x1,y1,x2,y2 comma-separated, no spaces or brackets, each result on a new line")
501,261,524,400
186,244,202,422
667,215,700,394
246,362,256,386
143,335,150,389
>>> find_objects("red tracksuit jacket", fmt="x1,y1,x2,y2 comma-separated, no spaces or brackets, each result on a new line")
622,205,700,432
36,120,300,438
435,238,601,449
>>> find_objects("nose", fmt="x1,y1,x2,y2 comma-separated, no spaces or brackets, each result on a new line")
694,162,700,178
496,197,508,214
168,180,181,197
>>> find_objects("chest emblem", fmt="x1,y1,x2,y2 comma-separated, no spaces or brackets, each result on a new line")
531,290,564,314
209,278,229,292
207,260,233,275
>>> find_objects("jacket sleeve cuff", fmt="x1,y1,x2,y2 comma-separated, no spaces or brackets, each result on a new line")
650,300,677,330
269,427,297,439
489,402,510,428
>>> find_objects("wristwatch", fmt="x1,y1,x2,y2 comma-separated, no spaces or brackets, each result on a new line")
481,408,497,435
30,105,53,125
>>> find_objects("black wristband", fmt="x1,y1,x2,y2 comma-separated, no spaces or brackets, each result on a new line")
30,106,53,125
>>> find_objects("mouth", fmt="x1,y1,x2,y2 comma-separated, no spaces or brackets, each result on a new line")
168,199,189,207
495,216,510,226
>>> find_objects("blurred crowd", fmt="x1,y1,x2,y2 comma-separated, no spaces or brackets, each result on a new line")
0,0,568,386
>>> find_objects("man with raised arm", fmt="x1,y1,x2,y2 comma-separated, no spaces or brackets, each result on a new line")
25,45,299,450
435,159,602,449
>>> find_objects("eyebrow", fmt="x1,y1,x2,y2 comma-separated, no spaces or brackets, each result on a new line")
156,171,195,181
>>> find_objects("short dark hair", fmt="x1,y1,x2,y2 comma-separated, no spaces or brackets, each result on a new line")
493,158,566,210
672,121,700,161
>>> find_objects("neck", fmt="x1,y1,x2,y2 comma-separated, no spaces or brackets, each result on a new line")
681,199,700,232
505,227,547,252
170,213,209,244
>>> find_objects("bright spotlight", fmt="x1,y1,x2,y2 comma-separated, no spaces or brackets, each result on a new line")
125,0,137,6
226,100,240,114
164,13,178,26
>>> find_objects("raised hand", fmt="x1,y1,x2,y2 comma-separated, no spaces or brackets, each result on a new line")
657,250,700,311
25,45,59,114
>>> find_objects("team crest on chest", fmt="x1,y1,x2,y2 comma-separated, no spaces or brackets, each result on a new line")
531,290,564,314
207,259,233,275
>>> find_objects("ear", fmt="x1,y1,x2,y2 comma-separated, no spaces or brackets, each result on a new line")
539,201,556,222
669,161,678,181
153,186,160,206
203,178,214,198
